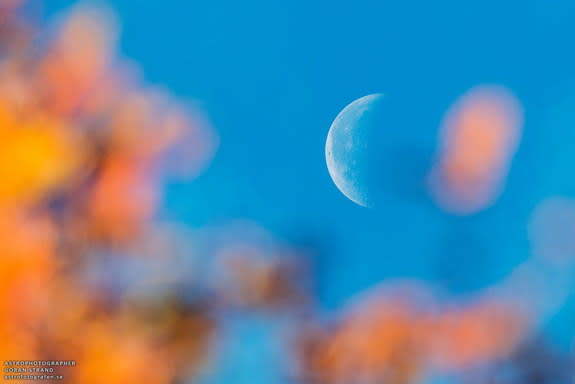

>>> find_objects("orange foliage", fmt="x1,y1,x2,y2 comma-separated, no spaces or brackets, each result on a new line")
0,3,215,383
297,290,528,384
429,86,523,214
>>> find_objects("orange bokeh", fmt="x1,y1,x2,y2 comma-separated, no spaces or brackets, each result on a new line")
429,85,523,214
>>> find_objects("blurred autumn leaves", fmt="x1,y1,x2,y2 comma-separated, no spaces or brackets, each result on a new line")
0,3,217,383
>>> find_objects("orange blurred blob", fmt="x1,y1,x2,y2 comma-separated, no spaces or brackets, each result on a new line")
296,284,530,383
87,153,157,244
70,320,173,384
0,103,82,207
297,286,434,384
430,299,527,370
39,4,116,117
0,212,56,360
429,85,523,214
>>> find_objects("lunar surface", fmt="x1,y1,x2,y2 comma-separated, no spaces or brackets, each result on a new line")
325,94,386,207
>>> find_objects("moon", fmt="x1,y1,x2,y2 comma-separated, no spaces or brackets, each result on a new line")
325,94,386,208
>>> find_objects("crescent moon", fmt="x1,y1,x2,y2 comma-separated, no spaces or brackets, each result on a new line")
325,94,384,208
